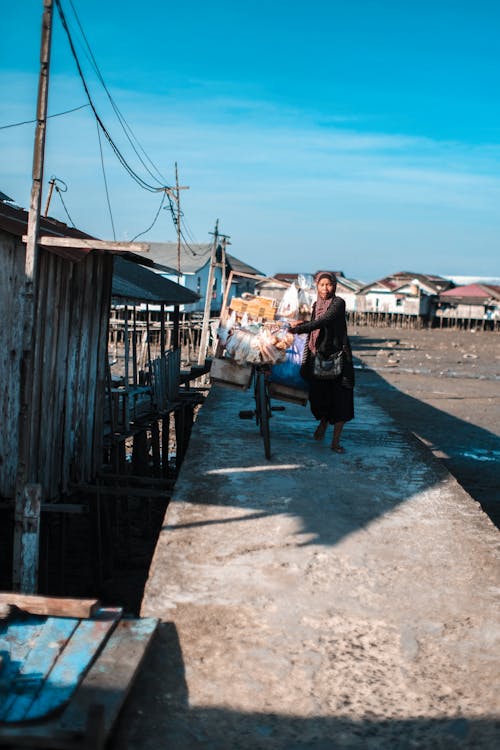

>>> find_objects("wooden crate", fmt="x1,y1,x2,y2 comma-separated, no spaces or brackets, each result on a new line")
229,296,276,320
268,382,308,406
210,358,253,390
228,297,248,314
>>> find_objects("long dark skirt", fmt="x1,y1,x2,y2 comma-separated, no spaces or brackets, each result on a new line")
309,378,354,424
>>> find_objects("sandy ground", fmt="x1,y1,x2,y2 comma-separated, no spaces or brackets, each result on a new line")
350,327,500,528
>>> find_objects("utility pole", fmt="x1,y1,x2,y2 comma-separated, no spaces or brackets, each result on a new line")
198,222,230,365
165,162,189,275
198,221,219,366
13,0,54,592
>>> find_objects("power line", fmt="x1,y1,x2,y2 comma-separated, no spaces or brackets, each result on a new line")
54,182,76,227
96,121,116,240
66,0,169,187
0,103,89,130
131,191,167,242
54,0,167,194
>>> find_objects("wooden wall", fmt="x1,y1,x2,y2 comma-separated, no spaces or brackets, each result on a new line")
0,233,25,498
0,234,113,501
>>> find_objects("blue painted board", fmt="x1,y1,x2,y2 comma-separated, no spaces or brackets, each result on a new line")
0,616,47,719
24,615,118,721
1,617,79,722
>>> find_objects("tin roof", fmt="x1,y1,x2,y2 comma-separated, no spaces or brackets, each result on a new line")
147,241,264,277
440,283,500,300
147,241,212,273
360,271,453,295
112,256,199,305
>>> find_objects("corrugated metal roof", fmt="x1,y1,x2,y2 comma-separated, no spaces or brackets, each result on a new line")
226,253,264,277
147,242,264,277
147,241,212,273
441,283,500,299
112,256,199,304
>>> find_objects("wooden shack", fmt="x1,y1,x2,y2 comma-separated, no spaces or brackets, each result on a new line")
0,200,151,502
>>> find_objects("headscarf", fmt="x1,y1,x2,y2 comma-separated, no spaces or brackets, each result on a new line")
309,272,337,353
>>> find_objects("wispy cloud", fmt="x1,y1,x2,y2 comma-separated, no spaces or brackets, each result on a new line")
2,72,499,277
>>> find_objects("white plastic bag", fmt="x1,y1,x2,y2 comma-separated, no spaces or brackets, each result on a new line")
277,283,299,319
217,310,236,345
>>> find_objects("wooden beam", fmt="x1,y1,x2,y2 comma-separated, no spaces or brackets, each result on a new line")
75,484,172,499
22,236,149,253
0,593,101,619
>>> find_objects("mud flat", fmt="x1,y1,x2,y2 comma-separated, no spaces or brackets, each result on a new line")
351,326,500,527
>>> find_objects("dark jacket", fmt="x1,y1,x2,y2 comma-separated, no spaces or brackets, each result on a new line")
291,296,355,387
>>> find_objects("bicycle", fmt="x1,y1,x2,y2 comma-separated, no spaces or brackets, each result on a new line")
239,364,285,460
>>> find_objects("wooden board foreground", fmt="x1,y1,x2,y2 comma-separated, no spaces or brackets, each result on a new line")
0,593,100,619
0,617,158,749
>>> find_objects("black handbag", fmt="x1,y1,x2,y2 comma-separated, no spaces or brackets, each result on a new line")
313,350,344,380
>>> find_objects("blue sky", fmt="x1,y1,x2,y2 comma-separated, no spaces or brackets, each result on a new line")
1,0,499,281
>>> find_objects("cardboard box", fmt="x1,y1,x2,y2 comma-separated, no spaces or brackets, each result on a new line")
210,357,253,390
229,296,277,320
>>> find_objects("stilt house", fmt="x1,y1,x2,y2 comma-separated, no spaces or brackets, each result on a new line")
0,199,175,502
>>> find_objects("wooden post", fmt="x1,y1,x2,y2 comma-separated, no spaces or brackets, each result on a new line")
173,305,180,350
160,304,166,358
13,0,53,592
17,484,42,594
198,220,219,365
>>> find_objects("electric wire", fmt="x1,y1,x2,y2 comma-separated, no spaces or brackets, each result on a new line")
0,103,90,130
54,183,76,227
66,0,169,187
96,120,116,240
131,191,167,241
54,0,165,194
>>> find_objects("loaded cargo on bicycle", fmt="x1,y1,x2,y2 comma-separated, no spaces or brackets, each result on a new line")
211,288,312,401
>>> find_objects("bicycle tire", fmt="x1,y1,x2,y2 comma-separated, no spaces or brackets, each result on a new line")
257,371,271,459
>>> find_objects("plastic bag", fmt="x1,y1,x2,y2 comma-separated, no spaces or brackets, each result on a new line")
270,334,309,390
277,283,299,319
297,274,315,316
217,310,236,345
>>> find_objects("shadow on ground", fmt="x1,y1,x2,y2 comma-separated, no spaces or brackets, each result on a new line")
111,623,500,750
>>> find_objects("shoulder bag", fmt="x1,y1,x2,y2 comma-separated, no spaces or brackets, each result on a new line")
313,349,344,380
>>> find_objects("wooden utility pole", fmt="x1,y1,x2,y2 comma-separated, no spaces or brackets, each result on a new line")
165,163,189,275
198,221,219,365
13,0,54,592
198,223,231,365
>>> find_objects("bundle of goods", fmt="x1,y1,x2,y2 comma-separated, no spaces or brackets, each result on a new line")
211,318,294,389
224,323,294,365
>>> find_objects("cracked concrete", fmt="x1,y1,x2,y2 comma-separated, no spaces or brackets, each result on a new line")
112,376,500,750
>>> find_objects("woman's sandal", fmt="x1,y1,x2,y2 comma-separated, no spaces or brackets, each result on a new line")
331,444,346,454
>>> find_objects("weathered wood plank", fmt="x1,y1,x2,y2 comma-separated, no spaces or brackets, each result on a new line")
24,614,120,721
59,618,158,734
0,594,101,618
2,617,79,722
0,617,46,716
23,235,150,253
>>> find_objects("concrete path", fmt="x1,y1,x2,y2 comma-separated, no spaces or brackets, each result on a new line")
112,381,500,749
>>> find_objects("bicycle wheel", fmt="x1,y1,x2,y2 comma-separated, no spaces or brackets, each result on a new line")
257,371,271,459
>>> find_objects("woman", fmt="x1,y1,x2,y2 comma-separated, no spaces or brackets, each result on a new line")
288,271,354,452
